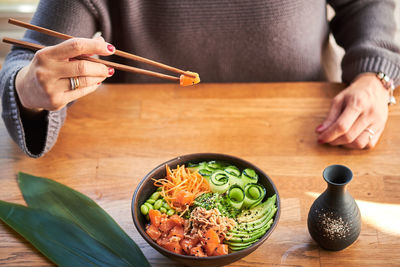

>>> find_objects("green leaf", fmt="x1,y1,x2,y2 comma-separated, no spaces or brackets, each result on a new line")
0,200,133,267
17,172,150,267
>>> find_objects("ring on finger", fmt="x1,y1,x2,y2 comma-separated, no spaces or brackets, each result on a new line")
364,127,375,142
69,77,80,90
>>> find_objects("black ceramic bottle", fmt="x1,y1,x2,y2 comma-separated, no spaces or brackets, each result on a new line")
307,165,361,251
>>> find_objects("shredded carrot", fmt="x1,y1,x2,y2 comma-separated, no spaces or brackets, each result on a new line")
153,164,210,213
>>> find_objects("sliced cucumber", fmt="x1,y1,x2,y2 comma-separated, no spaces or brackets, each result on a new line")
207,161,221,170
224,165,241,177
243,183,266,208
227,185,245,209
241,168,258,185
228,174,246,189
198,168,212,177
209,170,230,193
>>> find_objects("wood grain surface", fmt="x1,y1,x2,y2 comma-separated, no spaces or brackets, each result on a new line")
0,82,399,266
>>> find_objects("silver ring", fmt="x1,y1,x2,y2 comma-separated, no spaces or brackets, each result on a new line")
69,77,79,90
365,128,375,142
365,128,375,136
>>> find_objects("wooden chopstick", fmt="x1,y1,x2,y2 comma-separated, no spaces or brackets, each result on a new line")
3,37,179,81
8,18,196,78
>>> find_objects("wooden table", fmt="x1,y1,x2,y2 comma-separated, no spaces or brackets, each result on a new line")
1,82,399,266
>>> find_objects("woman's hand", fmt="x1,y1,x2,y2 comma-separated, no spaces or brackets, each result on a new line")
316,73,389,149
15,37,116,112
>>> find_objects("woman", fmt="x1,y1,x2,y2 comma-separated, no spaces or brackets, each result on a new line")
1,0,399,157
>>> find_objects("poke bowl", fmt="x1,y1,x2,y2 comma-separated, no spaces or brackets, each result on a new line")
131,153,280,266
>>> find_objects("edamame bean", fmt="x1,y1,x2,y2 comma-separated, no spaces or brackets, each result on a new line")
163,202,171,209
159,207,167,214
144,202,153,210
167,209,175,216
150,192,161,200
154,199,163,210
140,204,149,215
146,199,156,204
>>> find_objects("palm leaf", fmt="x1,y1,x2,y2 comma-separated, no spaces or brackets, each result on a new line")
17,172,149,267
0,200,134,267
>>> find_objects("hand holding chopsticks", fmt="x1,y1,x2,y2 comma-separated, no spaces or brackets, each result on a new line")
3,37,180,82
2,18,200,112
4,18,200,85
12,37,120,111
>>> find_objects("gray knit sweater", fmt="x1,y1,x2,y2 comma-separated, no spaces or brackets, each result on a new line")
1,0,400,157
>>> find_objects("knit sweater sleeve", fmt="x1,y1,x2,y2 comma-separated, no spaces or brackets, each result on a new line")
328,0,400,85
0,0,101,157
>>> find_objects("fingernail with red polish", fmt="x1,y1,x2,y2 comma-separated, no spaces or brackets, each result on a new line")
97,82,101,85
108,68,114,76
107,44,115,52
315,124,324,133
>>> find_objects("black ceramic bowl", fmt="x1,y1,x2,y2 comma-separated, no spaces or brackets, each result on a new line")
132,153,280,267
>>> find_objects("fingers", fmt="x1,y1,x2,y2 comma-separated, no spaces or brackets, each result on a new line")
317,103,362,143
328,115,370,146
35,76,105,111
317,77,389,149
17,35,116,112
343,127,382,149
65,83,101,103
315,95,344,133
43,37,115,60
79,36,105,57
366,127,382,148
60,76,106,92
58,59,113,78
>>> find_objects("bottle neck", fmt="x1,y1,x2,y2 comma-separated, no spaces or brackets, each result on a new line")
326,184,347,194
323,184,349,207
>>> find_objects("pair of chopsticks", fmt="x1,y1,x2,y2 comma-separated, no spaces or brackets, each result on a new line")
3,18,196,82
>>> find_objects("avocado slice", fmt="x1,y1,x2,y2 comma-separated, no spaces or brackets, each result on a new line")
229,225,267,239
226,235,263,251
227,219,273,243
232,208,272,232
229,210,275,236
224,193,277,251
233,206,277,232
236,194,276,223
229,243,252,251
226,231,265,251
226,238,259,247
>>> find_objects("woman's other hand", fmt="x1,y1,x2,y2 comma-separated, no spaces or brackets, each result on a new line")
316,73,390,149
15,37,115,112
